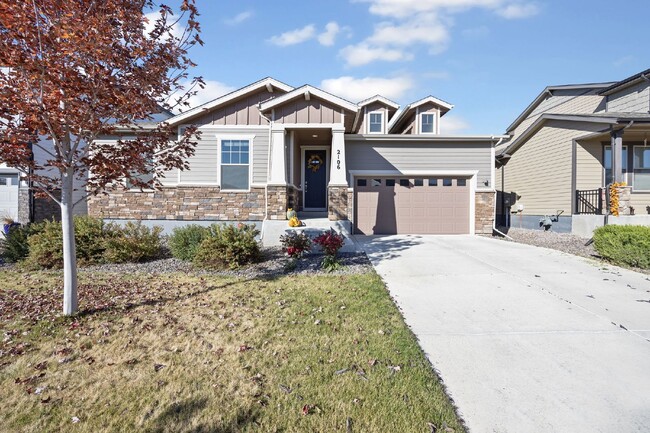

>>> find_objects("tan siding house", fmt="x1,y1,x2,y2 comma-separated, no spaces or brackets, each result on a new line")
497,68,650,235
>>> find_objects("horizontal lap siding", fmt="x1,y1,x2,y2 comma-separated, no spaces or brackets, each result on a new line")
180,127,269,185
607,82,650,113
575,141,603,191
503,121,604,215
630,192,650,211
345,141,492,186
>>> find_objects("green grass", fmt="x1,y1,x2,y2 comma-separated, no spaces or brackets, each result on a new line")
0,269,464,432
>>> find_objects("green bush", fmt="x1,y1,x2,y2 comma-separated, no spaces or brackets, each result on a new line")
168,224,209,261
593,225,650,269
103,222,163,264
74,216,107,265
193,223,261,270
25,219,65,269
0,223,42,263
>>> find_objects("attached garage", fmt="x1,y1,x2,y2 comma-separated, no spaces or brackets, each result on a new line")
0,171,20,221
354,176,471,235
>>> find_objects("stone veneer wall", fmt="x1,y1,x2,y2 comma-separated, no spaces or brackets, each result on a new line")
475,191,495,234
328,186,348,221
88,187,265,221
17,188,31,224
266,185,289,220
346,189,353,221
615,186,632,216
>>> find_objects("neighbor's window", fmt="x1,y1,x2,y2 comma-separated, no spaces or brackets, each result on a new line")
221,139,250,190
604,145,628,186
421,113,435,133
368,112,383,133
127,158,155,189
633,147,650,191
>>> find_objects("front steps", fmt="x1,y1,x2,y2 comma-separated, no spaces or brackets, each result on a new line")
260,215,359,253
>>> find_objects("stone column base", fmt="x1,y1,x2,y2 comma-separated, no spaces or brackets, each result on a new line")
267,185,289,220
328,185,349,221
615,186,632,215
475,191,495,234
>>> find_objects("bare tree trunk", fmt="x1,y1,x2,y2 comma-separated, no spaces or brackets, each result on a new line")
61,169,78,315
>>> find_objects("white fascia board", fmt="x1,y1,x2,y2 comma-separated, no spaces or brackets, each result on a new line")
409,95,454,111
345,134,509,145
259,85,359,113
357,95,400,110
166,77,294,126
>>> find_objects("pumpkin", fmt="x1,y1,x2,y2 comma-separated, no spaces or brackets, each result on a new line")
288,216,301,227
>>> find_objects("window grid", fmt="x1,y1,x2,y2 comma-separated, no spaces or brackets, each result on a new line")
421,113,435,133
369,112,383,133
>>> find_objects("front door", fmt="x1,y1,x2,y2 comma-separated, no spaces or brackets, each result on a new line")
303,149,327,210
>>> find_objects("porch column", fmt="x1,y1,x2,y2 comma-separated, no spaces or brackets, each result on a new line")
329,127,347,186
610,129,624,184
269,126,286,185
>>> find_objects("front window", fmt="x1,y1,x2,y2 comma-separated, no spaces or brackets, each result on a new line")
221,139,249,190
604,145,628,186
633,147,650,191
368,112,383,133
421,113,435,133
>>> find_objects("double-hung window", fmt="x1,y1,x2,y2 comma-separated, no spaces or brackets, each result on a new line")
604,145,628,186
633,147,650,191
368,112,383,133
221,139,250,190
421,113,435,133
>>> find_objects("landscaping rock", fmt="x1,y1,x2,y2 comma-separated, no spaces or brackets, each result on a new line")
494,228,597,259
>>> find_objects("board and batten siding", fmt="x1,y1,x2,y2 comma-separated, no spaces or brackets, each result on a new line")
345,140,492,187
502,121,605,216
274,98,343,124
191,89,277,126
177,126,269,186
607,81,650,113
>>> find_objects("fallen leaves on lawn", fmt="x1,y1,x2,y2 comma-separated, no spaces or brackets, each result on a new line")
153,363,166,372
237,344,252,353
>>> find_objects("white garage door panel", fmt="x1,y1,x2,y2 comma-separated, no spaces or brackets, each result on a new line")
0,173,20,220
355,177,470,235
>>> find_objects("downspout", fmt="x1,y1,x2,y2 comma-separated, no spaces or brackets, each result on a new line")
259,109,273,223
491,136,513,239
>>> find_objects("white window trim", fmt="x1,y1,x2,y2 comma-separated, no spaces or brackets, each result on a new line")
632,145,650,192
367,111,385,134
419,112,436,134
603,144,629,187
217,135,255,192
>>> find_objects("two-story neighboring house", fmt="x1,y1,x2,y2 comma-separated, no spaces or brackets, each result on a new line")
87,77,504,236
496,68,650,236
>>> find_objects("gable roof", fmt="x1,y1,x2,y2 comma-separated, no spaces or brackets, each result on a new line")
599,68,650,96
258,84,359,113
357,95,400,110
388,95,453,133
504,83,614,134
166,77,294,126
499,112,650,157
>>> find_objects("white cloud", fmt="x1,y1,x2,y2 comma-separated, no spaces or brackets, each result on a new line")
344,0,538,66
225,11,253,25
143,11,185,40
496,3,539,19
318,22,341,46
439,115,470,135
320,75,414,102
268,24,316,46
185,80,236,109
340,43,413,67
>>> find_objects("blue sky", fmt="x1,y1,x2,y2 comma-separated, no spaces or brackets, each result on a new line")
174,0,649,135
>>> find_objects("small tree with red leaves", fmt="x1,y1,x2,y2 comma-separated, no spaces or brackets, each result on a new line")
0,0,204,314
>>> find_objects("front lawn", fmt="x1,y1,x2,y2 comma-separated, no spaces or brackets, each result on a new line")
0,269,464,432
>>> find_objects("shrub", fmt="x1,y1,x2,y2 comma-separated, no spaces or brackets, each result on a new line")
103,222,163,263
74,216,107,265
593,225,650,269
168,224,210,261
193,223,261,270
279,231,312,258
0,223,40,263
25,219,65,269
313,229,345,272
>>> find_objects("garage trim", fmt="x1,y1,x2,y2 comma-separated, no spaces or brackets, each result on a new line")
349,169,478,235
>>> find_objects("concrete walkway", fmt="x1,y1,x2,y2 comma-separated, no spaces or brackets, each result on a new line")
357,235,650,433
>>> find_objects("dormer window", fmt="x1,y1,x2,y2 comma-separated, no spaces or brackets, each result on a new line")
420,113,435,134
368,111,384,133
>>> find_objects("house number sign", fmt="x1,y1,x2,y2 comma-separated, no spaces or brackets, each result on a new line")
336,149,341,170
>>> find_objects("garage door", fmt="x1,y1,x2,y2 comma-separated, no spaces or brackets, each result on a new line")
0,172,20,221
355,177,470,235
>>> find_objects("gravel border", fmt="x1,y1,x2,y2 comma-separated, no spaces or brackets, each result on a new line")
493,228,599,259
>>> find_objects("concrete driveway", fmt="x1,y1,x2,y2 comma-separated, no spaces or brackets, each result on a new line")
357,235,650,433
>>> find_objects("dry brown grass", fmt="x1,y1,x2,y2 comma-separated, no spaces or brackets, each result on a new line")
0,269,464,432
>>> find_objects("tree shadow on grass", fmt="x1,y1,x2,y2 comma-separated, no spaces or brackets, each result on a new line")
146,397,260,433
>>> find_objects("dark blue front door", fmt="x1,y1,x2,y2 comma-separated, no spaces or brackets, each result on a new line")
304,150,327,209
